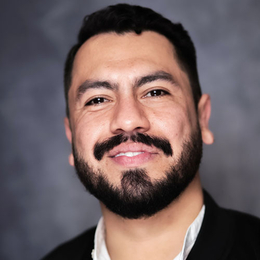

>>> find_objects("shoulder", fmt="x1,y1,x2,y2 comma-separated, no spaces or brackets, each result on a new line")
197,191,260,259
224,208,260,246
205,190,260,240
225,207,260,229
204,190,260,231
41,226,96,260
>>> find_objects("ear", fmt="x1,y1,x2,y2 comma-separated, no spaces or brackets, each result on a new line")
64,117,75,166
198,94,214,145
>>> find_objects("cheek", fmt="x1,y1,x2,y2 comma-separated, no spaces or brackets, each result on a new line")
148,106,193,156
149,106,190,137
73,117,107,157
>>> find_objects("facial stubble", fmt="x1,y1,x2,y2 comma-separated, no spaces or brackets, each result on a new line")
72,129,202,219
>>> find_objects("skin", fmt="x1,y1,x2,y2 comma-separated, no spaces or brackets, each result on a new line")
64,31,214,260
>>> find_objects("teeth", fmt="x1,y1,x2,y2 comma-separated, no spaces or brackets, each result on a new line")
115,152,144,157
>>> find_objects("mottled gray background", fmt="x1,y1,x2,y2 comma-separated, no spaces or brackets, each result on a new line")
0,0,260,259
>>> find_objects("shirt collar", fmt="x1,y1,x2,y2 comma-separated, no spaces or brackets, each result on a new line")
92,205,205,260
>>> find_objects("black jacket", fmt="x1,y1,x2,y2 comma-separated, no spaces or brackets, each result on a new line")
42,191,260,259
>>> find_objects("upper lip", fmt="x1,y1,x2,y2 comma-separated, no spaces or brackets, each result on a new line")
108,142,159,158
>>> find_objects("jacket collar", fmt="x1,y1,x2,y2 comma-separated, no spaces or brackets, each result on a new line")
187,190,234,260
81,191,234,260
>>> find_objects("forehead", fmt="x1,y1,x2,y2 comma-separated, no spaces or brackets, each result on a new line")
71,31,190,94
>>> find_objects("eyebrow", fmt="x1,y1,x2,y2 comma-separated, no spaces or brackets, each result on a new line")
76,80,117,101
75,70,177,102
135,71,177,88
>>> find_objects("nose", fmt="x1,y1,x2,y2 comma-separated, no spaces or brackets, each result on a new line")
110,97,150,135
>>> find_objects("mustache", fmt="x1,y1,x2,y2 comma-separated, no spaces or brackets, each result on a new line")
94,133,173,161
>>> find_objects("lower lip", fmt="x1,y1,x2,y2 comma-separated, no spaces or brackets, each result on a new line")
110,152,157,167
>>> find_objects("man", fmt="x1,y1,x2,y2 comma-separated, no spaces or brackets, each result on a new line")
43,4,260,260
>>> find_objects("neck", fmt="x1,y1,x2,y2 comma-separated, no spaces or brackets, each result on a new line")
100,173,203,260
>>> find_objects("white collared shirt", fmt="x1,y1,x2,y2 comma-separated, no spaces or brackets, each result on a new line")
91,205,205,260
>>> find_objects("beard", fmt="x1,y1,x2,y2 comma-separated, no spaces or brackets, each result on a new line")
72,126,202,219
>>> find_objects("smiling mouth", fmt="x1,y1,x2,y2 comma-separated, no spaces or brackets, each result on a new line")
107,142,160,167
109,150,158,168
114,152,145,158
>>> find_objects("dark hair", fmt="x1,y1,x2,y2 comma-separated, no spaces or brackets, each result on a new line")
64,3,202,117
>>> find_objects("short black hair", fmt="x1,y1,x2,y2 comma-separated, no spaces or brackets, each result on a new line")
64,3,202,117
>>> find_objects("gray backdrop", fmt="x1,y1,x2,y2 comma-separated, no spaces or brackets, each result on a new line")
1,0,260,259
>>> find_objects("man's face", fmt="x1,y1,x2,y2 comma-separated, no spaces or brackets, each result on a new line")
65,31,212,218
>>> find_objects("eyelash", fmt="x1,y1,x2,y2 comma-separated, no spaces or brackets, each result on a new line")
144,89,170,97
85,97,109,106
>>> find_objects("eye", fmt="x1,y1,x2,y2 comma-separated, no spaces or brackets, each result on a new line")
85,97,109,106
145,89,170,97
